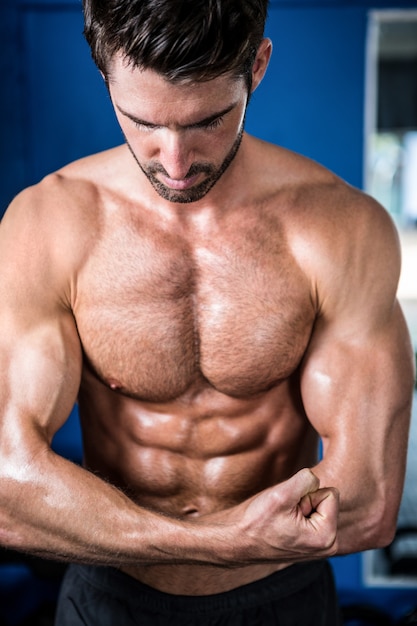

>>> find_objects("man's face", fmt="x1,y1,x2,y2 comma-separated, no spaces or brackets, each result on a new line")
108,57,249,203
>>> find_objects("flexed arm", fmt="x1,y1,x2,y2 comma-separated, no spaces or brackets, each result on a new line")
0,185,188,565
300,193,414,554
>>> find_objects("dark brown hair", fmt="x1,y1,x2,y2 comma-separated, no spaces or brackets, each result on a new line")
83,0,269,83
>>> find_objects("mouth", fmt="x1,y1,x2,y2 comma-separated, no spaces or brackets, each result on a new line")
141,160,220,203
158,173,202,191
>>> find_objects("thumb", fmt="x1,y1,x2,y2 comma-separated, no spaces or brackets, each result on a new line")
281,468,320,503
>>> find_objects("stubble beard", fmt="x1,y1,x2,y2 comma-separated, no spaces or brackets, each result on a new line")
126,125,245,204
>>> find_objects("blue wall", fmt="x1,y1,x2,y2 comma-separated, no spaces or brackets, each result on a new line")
248,3,368,188
0,0,123,215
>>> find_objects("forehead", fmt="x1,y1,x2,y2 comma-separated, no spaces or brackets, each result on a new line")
108,54,245,123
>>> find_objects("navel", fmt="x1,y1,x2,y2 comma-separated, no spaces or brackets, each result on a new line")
182,507,200,518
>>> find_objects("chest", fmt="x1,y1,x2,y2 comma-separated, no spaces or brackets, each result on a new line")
75,222,316,401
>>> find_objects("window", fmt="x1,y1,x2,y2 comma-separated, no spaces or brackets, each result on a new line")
364,9,417,587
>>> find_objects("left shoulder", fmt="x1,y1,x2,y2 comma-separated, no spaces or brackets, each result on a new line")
245,135,401,296
291,180,401,323
277,151,400,318
289,175,399,264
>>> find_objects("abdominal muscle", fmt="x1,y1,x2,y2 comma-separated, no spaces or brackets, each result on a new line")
78,371,319,594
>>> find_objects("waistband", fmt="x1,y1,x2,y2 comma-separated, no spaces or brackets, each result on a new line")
74,560,328,614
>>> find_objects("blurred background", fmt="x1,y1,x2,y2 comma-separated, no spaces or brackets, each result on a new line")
0,0,416,624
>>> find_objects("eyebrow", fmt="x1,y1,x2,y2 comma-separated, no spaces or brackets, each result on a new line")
116,103,237,129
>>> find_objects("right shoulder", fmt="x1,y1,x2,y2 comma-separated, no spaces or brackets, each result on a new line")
3,156,104,234
0,163,103,311
1,144,129,247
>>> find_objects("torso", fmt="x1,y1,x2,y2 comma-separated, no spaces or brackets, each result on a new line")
53,137,341,593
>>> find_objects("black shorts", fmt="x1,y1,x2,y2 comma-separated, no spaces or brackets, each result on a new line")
54,560,342,625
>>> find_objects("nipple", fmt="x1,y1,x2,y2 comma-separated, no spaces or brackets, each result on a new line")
108,378,122,391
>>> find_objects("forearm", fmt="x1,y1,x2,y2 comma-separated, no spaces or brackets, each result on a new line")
0,449,233,567
0,452,339,568
302,306,414,555
312,449,406,555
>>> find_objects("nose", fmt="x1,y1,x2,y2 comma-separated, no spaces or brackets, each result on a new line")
157,130,194,180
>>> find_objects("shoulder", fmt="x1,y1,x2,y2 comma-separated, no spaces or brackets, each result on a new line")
286,176,400,319
248,137,401,310
3,143,130,225
284,169,398,262
248,136,398,238
0,146,129,307
2,144,131,248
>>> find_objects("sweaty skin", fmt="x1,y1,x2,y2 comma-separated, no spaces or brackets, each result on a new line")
0,42,414,596
76,171,321,591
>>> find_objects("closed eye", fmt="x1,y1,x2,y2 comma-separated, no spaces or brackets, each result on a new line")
134,121,160,131
117,102,236,132
197,117,224,131
133,117,223,132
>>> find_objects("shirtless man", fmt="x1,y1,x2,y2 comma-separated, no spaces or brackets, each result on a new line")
0,0,414,624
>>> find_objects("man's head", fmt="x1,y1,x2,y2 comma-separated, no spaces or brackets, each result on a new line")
83,0,271,204
83,0,269,87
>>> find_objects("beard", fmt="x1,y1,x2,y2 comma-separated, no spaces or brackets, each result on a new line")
126,123,245,204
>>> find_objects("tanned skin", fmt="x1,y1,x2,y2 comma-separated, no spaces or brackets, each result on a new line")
0,40,414,595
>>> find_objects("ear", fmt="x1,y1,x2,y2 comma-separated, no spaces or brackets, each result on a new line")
251,38,272,93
